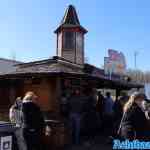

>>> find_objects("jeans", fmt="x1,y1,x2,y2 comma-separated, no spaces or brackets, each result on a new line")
15,128,27,150
23,128,43,150
69,113,81,144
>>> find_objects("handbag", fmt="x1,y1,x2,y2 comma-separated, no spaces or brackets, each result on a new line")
117,112,136,140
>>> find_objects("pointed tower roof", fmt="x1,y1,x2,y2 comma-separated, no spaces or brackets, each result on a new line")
61,5,80,25
54,5,87,33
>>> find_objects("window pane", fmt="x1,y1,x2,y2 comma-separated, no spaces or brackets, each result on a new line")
63,31,75,50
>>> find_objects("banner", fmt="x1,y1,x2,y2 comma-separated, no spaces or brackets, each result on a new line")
104,49,126,75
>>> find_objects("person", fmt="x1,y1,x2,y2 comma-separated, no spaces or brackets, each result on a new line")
113,92,129,137
102,92,114,136
82,89,99,145
96,91,105,125
9,97,22,126
118,92,150,140
9,97,27,150
68,89,83,145
142,100,150,120
22,91,45,150
104,92,114,115
60,93,70,118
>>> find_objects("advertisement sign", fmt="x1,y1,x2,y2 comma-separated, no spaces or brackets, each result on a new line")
104,49,126,75
104,57,114,75
0,136,12,150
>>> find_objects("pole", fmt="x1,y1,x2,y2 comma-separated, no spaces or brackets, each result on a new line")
134,51,139,82
134,51,139,69
134,51,137,69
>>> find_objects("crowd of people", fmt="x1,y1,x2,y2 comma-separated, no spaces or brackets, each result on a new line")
61,89,150,145
9,89,150,149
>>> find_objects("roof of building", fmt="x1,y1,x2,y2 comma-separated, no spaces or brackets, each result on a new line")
0,56,83,75
54,5,87,33
0,56,143,89
0,58,22,64
0,58,23,74
61,5,80,25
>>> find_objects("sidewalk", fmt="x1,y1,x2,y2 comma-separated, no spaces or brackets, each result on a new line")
64,136,112,150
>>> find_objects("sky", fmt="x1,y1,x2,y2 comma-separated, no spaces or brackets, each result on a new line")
0,0,150,71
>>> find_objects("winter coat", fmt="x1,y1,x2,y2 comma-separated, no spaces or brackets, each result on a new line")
120,103,150,140
9,102,23,127
22,101,45,132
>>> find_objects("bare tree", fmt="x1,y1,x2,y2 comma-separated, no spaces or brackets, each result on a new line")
127,69,150,84
84,56,89,64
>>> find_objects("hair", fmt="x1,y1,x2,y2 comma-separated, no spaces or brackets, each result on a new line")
14,97,22,107
106,92,111,97
23,91,36,101
123,92,146,113
98,91,101,95
16,97,22,101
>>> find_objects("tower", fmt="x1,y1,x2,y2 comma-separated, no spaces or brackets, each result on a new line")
54,5,87,65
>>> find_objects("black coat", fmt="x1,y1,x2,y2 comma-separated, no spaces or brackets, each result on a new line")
120,103,150,140
22,101,45,131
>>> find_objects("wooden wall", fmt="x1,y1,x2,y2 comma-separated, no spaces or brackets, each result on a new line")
22,77,60,112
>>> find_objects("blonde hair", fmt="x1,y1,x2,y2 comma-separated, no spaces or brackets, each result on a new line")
16,97,22,101
23,91,36,101
123,92,145,113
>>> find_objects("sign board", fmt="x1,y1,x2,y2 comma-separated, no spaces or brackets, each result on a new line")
104,49,126,75
104,57,113,76
0,136,12,150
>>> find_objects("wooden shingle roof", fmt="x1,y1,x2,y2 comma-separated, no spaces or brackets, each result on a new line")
54,5,87,33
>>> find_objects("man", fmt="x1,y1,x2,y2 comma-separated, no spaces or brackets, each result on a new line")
69,89,83,145
102,92,114,136
96,91,105,121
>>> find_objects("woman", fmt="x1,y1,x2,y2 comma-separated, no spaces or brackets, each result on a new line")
9,97,23,127
22,91,45,150
9,97,27,150
118,92,150,140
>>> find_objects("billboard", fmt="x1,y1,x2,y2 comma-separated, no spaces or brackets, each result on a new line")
104,49,126,75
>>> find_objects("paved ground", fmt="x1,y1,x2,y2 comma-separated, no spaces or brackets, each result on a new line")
64,136,112,150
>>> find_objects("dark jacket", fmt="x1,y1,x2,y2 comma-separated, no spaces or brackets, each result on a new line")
120,103,150,140
96,94,105,114
22,101,45,131
69,95,84,114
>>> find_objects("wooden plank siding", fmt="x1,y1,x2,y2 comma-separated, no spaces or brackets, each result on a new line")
22,77,60,112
